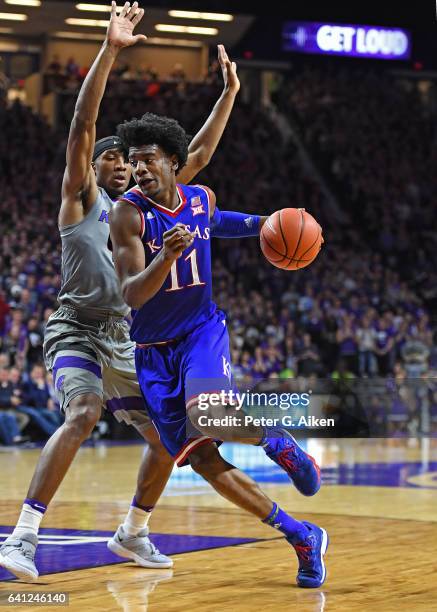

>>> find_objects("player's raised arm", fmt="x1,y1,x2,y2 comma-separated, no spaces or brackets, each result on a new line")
177,45,240,184
60,1,146,227
109,203,194,309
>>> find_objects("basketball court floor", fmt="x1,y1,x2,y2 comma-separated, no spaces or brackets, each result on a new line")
1,438,437,611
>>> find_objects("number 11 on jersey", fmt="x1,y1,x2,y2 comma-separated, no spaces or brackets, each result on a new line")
166,249,206,292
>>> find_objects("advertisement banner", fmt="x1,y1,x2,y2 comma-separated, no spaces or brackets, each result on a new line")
283,21,412,60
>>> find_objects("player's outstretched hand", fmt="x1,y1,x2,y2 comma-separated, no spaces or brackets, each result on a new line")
218,44,240,94
107,1,147,49
162,223,194,261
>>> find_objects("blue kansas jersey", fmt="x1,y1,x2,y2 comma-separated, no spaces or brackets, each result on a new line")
119,184,215,343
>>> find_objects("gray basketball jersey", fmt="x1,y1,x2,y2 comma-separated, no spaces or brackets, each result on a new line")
57,188,129,316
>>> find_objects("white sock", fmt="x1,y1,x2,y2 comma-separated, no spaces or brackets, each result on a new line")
122,506,152,537
12,503,45,538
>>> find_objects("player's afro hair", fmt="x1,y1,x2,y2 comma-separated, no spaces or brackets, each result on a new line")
116,112,190,174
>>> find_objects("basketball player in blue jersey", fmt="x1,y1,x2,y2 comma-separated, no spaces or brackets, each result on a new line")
0,2,244,581
109,116,329,587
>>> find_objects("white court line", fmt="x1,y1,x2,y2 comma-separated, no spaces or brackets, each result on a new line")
0,533,109,545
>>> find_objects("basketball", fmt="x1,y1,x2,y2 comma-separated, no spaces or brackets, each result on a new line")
260,208,323,270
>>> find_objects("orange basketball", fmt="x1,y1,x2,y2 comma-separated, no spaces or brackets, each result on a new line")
260,208,323,270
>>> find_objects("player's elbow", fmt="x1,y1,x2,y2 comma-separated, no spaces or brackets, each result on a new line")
188,148,211,174
196,148,212,169
124,295,143,310
122,287,143,310
122,283,147,310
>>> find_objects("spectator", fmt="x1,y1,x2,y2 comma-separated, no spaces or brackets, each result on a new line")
356,315,378,377
296,334,323,377
44,54,64,93
169,63,186,83
336,315,358,374
19,365,61,437
250,346,270,379
0,368,29,444
320,312,339,367
375,318,396,376
25,316,44,366
0,290,10,333
282,337,297,377
65,57,80,78
46,55,62,75
401,339,430,377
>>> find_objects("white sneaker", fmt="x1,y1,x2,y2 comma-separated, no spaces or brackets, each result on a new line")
107,525,173,569
0,533,38,581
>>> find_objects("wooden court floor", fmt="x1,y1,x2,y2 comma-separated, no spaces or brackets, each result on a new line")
1,439,437,612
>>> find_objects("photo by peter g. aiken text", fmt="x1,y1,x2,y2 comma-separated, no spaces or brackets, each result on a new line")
196,415,336,428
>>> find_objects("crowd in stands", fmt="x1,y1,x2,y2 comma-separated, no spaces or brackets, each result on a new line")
43,51,228,97
274,60,436,371
0,56,436,444
43,54,195,94
0,97,62,444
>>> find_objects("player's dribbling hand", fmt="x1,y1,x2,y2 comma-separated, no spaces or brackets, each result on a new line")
162,223,195,261
106,1,147,49
218,44,240,94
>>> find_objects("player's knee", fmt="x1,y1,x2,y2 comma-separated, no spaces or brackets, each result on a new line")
190,459,215,481
65,393,102,438
141,425,174,465
148,441,174,468
188,444,226,480
187,403,216,437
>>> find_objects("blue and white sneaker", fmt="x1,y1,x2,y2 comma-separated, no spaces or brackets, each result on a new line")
263,429,321,496
107,525,173,569
289,521,329,588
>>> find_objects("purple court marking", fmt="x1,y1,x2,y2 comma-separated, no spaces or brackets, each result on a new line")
0,527,260,581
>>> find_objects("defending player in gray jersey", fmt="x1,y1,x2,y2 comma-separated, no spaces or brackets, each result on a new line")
57,185,128,315
0,1,240,581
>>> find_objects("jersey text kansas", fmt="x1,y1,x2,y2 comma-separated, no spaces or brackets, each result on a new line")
119,184,216,343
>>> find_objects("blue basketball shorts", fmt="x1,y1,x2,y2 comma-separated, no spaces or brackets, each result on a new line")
135,310,234,466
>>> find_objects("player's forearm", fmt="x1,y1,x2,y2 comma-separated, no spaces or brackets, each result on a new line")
211,209,268,238
121,251,174,309
188,90,238,165
73,41,119,126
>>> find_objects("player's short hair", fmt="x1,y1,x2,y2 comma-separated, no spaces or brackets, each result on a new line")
116,113,190,173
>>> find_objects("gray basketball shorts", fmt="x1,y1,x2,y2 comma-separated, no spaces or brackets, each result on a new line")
43,305,152,432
